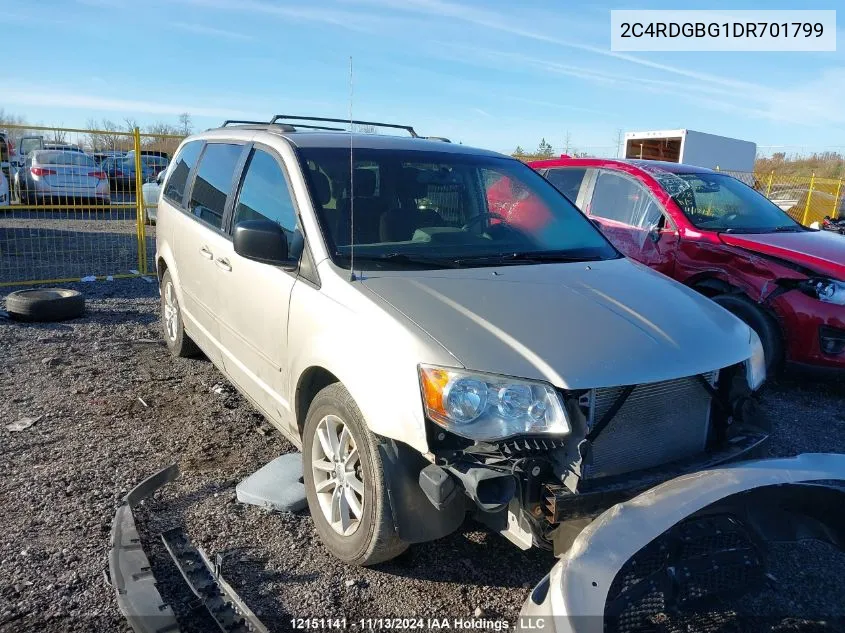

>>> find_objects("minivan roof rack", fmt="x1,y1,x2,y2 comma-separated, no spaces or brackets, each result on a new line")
221,119,269,127
270,115,419,138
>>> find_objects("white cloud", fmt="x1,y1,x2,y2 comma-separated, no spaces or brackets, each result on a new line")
174,0,404,33
1,88,264,120
351,0,769,97
167,21,254,40
352,0,845,129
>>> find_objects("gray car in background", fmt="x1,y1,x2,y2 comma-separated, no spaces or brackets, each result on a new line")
15,150,110,205
156,117,767,567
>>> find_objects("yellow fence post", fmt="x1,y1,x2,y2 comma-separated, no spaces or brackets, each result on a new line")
833,177,843,220
766,170,774,197
132,127,147,275
802,173,815,226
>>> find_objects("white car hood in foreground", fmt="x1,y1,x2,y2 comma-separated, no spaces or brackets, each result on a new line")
362,257,752,389
517,453,845,633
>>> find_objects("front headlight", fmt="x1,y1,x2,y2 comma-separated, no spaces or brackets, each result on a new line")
745,328,766,390
418,365,570,441
800,278,845,306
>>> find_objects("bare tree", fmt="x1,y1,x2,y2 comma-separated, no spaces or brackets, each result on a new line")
0,109,33,149
144,121,182,155
178,113,193,136
85,118,132,152
49,128,69,143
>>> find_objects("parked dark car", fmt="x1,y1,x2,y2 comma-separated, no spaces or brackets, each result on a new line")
524,157,845,374
101,155,169,191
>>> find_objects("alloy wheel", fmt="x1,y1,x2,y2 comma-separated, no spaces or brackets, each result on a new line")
311,414,365,536
163,281,178,342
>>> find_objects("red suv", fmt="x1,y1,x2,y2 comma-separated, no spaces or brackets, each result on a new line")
527,157,845,374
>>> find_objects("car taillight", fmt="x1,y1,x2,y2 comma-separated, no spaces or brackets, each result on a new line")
30,167,57,177
88,171,107,179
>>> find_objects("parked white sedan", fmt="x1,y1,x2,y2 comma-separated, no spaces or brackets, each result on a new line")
141,170,164,223
0,169,9,206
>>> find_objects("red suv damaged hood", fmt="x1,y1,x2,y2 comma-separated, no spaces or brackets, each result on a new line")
719,230,845,280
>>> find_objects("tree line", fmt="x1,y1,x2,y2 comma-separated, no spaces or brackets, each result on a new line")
0,109,193,155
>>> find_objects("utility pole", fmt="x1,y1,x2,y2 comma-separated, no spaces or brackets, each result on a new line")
564,131,572,155
614,128,624,158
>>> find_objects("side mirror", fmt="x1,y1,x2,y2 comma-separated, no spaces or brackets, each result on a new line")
648,224,662,243
234,219,297,269
156,171,165,185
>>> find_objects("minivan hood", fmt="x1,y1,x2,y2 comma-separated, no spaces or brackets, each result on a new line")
361,258,752,390
719,230,845,280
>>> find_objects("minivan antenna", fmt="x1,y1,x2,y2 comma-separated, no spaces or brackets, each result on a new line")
348,56,356,282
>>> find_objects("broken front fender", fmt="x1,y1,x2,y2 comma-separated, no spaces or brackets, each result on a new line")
518,453,845,633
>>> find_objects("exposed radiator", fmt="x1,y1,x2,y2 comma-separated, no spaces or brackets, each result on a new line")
583,371,718,479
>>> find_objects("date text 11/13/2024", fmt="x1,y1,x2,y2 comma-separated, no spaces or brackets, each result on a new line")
290,617,514,630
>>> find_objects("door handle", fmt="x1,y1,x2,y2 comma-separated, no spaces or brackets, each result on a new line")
199,246,213,259
215,257,232,272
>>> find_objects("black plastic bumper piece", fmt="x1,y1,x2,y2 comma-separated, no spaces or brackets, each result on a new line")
108,463,182,633
161,528,269,633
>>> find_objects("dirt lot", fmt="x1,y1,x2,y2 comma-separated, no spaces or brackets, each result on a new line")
1,279,845,633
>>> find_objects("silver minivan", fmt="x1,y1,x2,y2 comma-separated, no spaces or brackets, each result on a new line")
155,117,768,566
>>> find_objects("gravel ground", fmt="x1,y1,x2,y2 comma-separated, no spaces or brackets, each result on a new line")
1,279,844,633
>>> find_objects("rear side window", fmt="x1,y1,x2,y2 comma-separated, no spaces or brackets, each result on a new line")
164,140,203,206
545,168,586,203
233,149,297,233
590,170,662,228
188,143,243,229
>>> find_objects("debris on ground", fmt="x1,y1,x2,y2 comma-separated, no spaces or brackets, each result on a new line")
5,415,43,432
211,383,231,396
235,453,307,513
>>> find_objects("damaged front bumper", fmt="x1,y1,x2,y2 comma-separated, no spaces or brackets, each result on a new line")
422,365,769,552
107,464,269,633
107,464,181,633
516,453,845,633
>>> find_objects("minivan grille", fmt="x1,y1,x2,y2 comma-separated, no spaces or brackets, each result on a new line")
583,372,717,479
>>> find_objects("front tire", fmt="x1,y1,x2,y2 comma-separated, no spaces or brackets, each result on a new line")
160,269,200,358
713,293,782,375
303,383,408,566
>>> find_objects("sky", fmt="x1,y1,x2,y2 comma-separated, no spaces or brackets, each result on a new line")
3,0,845,156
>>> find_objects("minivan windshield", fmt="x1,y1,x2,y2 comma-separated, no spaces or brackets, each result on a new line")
298,148,618,269
665,173,802,233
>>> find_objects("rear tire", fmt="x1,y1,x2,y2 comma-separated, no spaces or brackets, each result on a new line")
302,383,409,566
713,294,782,375
160,269,200,358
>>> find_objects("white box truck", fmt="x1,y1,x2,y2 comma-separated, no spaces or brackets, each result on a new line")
624,129,756,172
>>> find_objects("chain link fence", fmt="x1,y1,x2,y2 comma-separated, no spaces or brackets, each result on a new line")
0,124,184,286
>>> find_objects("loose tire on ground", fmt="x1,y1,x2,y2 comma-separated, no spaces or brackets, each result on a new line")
5,288,85,322
302,382,409,566
713,293,783,375
160,269,200,358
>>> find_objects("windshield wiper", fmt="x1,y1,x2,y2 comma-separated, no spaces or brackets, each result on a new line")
347,253,460,268
456,251,607,265
772,225,804,232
